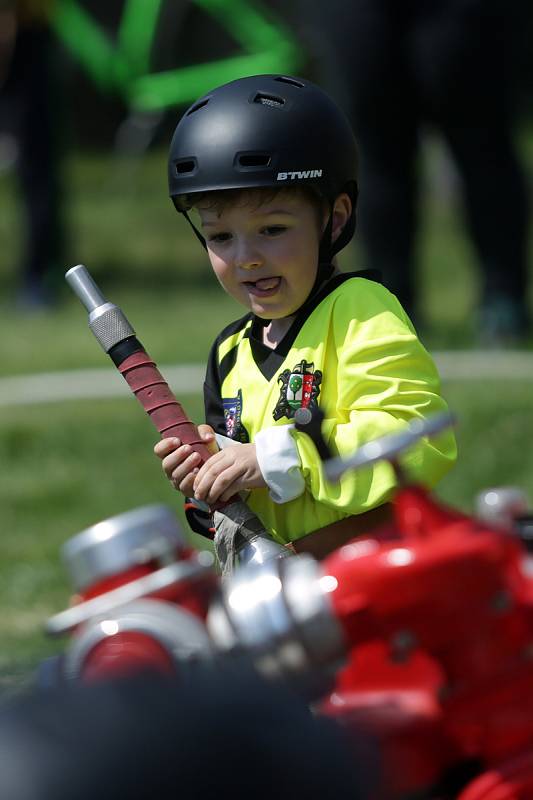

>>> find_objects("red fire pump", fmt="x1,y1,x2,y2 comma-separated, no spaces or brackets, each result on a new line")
46,415,533,800
45,505,220,682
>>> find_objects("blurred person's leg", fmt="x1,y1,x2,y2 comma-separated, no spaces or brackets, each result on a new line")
305,0,421,318
4,21,64,308
410,0,531,344
444,122,529,344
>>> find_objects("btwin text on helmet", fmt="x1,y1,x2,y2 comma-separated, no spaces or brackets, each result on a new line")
276,170,323,181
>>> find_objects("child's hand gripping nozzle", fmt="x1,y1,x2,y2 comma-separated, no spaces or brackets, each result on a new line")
65,265,288,574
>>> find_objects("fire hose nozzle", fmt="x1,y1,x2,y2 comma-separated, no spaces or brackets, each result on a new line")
65,264,135,352
65,264,107,313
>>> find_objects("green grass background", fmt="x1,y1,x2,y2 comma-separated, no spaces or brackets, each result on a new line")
0,136,532,688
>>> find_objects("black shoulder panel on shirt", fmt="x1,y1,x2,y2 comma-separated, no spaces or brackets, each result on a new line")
219,346,241,388
203,380,227,437
205,313,252,384
214,312,254,345
203,312,253,436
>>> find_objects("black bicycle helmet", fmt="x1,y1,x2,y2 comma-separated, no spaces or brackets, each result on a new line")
168,74,358,267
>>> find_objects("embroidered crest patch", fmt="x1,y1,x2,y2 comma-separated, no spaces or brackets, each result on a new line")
222,389,249,442
273,360,322,421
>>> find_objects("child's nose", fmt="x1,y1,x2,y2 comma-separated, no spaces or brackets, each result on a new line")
235,241,263,271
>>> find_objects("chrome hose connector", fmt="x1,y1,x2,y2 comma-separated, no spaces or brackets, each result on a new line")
207,555,346,690
62,504,187,593
65,264,135,352
63,599,213,681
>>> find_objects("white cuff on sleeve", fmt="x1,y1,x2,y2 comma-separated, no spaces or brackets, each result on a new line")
254,425,305,504
215,433,240,450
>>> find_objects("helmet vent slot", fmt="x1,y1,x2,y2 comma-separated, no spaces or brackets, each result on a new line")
274,76,304,88
186,98,210,116
253,92,284,108
237,153,272,169
175,159,197,175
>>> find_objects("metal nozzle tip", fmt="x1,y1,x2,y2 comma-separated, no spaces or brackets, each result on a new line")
65,264,107,313
65,263,86,279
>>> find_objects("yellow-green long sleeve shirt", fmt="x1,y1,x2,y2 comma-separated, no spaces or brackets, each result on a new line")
199,272,457,545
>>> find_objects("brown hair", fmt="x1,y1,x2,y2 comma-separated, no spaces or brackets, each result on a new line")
189,185,328,226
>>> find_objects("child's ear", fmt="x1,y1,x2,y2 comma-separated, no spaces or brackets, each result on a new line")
330,193,352,244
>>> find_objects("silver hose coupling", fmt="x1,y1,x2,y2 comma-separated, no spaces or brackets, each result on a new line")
207,555,346,689
65,264,135,352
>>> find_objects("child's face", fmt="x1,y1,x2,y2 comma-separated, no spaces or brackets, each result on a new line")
197,191,324,319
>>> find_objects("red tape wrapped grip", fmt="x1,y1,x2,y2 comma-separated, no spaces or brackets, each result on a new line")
118,350,212,463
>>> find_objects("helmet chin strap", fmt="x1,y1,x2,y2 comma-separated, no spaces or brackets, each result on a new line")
296,196,357,315
316,208,336,282
182,210,208,250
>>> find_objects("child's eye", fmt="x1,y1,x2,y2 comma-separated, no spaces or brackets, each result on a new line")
262,225,287,237
208,232,232,244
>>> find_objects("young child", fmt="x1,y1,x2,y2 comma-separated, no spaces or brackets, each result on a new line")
155,74,457,559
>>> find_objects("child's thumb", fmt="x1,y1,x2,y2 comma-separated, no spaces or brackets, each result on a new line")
197,424,218,453
197,424,215,440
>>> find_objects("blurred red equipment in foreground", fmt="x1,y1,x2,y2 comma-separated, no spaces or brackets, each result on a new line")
46,419,533,799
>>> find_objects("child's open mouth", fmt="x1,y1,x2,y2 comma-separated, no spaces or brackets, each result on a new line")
244,276,282,297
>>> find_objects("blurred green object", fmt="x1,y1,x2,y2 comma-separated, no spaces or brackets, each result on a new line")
51,0,302,111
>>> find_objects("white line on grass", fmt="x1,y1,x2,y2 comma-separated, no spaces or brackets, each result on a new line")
0,365,205,406
0,352,532,407
434,351,533,380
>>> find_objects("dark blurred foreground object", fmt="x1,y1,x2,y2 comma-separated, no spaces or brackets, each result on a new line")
0,0,64,309
307,0,531,344
0,666,375,800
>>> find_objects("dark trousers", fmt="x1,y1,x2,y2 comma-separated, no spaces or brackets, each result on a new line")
308,0,530,317
1,24,63,295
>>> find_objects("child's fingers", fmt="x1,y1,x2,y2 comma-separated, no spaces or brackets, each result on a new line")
174,468,200,497
220,483,242,503
170,451,202,486
191,451,225,497
153,437,181,459
203,467,241,505
161,444,200,479
194,457,240,504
